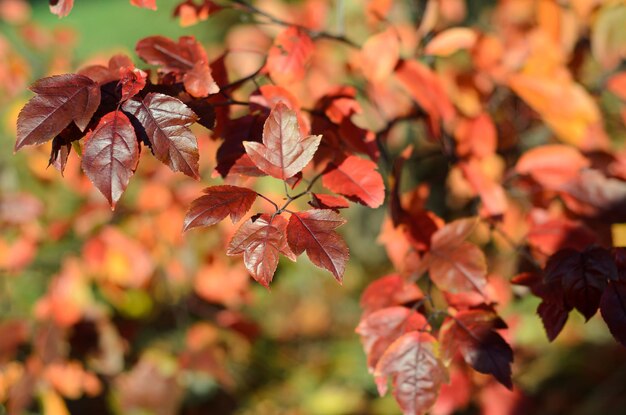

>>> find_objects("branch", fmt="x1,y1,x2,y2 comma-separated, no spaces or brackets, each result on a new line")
230,0,360,48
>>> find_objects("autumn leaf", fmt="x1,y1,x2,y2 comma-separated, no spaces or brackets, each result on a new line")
545,247,617,320
439,309,513,389
16,74,100,151
374,332,447,415
360,28,400,82
394,59,456,137
244,102,321,180
424,27,478,57
286,209,348,282
183,185,257,231
322,155,385,208
266,26,314,85
226,214,294,287
81,111,139,208
515,144,590,189
309,193,350,212
49,0,73,17
356,306,427,371
130,0,157,10
600,280,626,347
135,35,218,97
122,93,200,178
119,67,147,101
422,218,488,294
360,274,423,315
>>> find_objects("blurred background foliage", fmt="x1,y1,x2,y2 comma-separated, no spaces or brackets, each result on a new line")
2,0,626,414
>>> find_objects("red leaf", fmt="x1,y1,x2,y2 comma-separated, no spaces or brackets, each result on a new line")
49,0,73,17
183,185,257,231
136,35,203,71
439,309,513,389
459,159,507,218
81,111,139,208
455,113,497,159
515,144,590,189
135,35,218,97
226,214,292,287
360,28,400,82
266,26,314,85
78,54,135,85
174,0,223,27
544,247,617,320
424,218,488,294
244,102,321,179
122,93,200,178
286,209,348,282
309,193,349,211
600,280,626,347
130,0,157,10
16,74,100,151
558,169,626,221
360,274,423,315
374,332,447,415
356,306,428,371
322,155,385,208
394,59,456,138
184,61,220,98
119,67,147,101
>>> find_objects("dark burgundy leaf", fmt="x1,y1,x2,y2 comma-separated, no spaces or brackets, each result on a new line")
600,280,626,347
16,74,100,151
122,93,200,178
537,300,571,342
215,114,265,177
439,309,513,389
286,209,348,282
81,111,139,208
183,185,257,231
544,247,616,320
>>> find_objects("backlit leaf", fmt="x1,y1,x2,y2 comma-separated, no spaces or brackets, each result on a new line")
374,332,447,415
322,155,385,208
122,93,200,178
424,218,488,294
81,111,139,208
266,26,314,85
286,209,348,282
183,185,257,231
16,74,100,151
244,102,321,179
439,309,513,389
226,214,292,287
356,306,427,371
515,144,590,189
360,274,423,315
360,28,400,82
